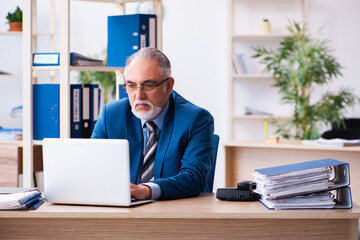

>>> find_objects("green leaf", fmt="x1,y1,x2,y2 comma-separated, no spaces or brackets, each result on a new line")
252,20,358,139
6,6,22,22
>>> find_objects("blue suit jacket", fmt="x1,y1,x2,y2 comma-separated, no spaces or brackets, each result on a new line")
91,91,214,200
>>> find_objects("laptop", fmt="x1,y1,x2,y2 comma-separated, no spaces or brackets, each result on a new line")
42,138,153,207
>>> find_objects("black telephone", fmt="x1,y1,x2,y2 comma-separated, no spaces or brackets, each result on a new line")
216,181,260,201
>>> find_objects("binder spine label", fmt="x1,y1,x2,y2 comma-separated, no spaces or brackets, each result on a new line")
149,17,156,48
82,87,90,121
73,89,80,123
140,34,146,48
93,88,99,121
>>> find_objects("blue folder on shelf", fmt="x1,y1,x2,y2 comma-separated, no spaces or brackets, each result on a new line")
118,84,128,100
71,84,82,138
107,14,157,67
32,53,60,66
89,84,99,134
33,84,99,140
33,84,60,140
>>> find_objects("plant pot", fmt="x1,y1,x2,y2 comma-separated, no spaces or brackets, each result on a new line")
8,22,22,32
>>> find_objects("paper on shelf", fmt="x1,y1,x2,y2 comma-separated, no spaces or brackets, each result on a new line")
302,138,360,147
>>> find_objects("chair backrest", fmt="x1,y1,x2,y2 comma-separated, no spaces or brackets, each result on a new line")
322,118,360,140
204,134,220,193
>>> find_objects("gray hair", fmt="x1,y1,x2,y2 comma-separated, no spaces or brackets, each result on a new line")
125,47,172,78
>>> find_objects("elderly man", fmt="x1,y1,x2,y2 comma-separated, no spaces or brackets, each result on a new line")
91,47,214,200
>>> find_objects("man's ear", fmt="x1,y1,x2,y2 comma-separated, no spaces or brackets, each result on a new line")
166,77,175,95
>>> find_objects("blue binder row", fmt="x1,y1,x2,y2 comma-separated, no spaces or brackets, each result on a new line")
107,14,157,67
33,84,100,140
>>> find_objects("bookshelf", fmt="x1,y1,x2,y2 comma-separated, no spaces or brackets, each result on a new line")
0,2,57,187
0,31,22,129
227,0,307,141
22,0,163,187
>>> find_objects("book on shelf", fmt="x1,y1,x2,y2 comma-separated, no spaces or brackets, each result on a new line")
10,105,23,118
0,128,22,141
232,53,251,74
33,83,100,140
0,70,10,75
33,52,104,66
253,158,352,209
70,52,104,66
232,53,242,74
244,107,272,116
0,187,44,210
107,14,157,67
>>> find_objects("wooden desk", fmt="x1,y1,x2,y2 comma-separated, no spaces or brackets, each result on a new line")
0,194,359,239
224,140,360,203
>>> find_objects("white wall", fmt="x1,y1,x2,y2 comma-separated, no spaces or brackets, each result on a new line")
0,0,359,189
162,0,228,189
0,0,23,129
308,0,360,117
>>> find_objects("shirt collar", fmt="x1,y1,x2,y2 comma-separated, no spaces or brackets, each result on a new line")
141,100,169,130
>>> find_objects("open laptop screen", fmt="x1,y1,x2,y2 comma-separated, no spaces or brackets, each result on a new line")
42,138,135,206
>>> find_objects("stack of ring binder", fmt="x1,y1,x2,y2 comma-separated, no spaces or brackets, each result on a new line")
253,159,352,209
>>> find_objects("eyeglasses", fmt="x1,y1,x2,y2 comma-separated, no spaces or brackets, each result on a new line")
123,77,170,93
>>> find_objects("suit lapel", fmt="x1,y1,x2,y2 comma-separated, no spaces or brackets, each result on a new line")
126,109,143,184
154,95,175,178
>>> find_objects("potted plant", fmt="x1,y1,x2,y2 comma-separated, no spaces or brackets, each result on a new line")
6,6,23,32
253,21,359,140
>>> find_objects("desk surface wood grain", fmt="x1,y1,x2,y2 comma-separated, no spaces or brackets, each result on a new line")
1,194,359,240
0,193,359,219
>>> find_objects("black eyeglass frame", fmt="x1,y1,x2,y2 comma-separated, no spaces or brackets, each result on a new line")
123,77,170,93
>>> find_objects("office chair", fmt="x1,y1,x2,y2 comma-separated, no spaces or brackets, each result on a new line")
204,134,220,193
321,118,360,140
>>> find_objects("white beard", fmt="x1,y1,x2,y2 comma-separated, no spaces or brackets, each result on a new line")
131,100,162,120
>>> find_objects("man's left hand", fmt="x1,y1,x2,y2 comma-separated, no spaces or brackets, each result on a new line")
130,183,151,200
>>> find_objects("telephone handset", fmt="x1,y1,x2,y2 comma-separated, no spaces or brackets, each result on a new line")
216,181,260,201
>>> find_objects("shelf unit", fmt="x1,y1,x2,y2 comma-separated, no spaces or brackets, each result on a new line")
0,31,22,36
1,1,56,187
0,31,22,129
22,0,163,187
1,1,56,127
227,0,307,141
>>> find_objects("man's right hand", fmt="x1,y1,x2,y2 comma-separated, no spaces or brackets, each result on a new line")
130,183,151,200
